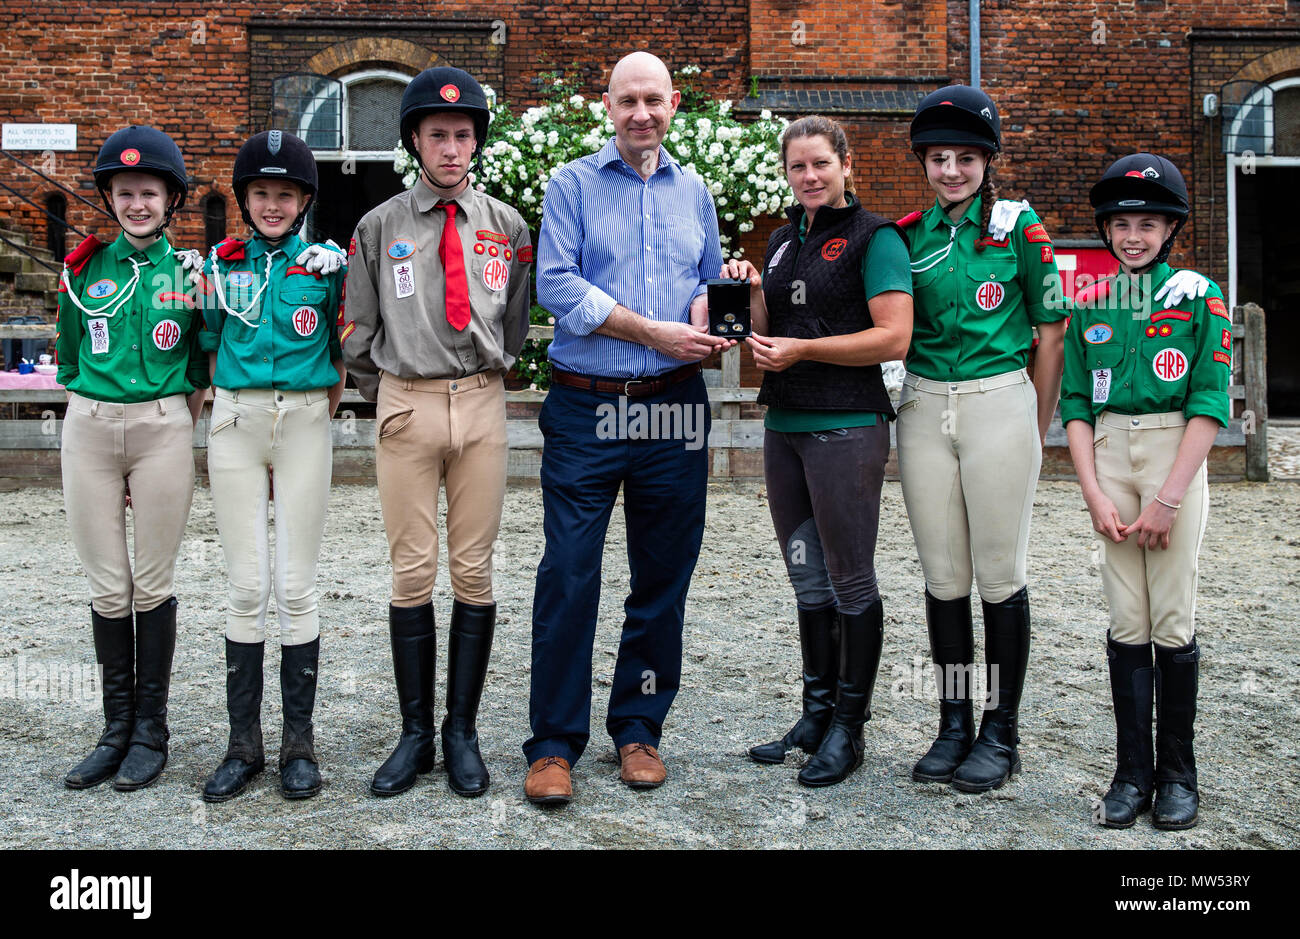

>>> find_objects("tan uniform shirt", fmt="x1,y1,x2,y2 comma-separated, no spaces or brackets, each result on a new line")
343,177,532,401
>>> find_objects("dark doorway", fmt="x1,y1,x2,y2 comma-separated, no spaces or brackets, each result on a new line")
1236,166,1300,417
202,193,228,252
45,193,67,260
307,160,406,248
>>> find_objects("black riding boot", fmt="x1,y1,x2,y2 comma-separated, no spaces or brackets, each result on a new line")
371,603,436,796
65,607,134,789
279,637,321,799
911,591,976,783
202,639,265,803
952,587,1030,793
1153,639,1199,830
113,597,176,791
797,600,884,787
749,605,839,764
1099,632,1154,828
442,600,495,797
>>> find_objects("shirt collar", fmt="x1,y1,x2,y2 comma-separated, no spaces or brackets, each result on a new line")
923,196,981,232
597,137,681,178
245,232,303,260
108,231,172,265
793,193,860,237
412,175,476,214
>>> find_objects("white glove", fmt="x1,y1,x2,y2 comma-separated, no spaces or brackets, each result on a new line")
988,199,1030,241
296,239,345,275
1153,270,1209,309
175,248,205,288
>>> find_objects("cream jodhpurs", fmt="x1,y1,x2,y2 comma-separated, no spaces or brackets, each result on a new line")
896,369,1042,603
1092,410,1207,648
61,393,195,618
207,387,332,645
375,370,507,607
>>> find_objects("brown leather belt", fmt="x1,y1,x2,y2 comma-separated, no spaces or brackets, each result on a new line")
550,363,702,398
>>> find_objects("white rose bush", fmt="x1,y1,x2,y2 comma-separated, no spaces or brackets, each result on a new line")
394,69,793,389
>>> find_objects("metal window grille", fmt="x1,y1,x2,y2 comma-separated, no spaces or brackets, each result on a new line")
1220,80,1272,156
270,73,344,150
346,78,405,152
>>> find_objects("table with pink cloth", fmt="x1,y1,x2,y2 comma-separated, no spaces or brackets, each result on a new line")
0,371,64,391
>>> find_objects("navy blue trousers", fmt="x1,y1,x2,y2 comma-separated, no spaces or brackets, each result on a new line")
524,375,710,767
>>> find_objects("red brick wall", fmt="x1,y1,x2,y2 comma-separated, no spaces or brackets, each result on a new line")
750,0,946,77
0,1,748,252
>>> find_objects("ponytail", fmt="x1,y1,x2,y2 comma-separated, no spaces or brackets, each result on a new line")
975,164,999,253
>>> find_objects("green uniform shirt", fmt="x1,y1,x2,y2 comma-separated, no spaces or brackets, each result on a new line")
905,197,1067,382
764,198,911,432
199,233,344,391
55,233,208,403
1060,263,1231,428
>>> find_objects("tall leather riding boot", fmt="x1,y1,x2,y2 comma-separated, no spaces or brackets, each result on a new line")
442,600,495,797
952,586,1030,793
1152,639,1199,830
911,591,976,783
65,607,135,789
749,605,839,764
1099,632,1154,828
371,603,436,797
202,639,265,803
279,637,321,799
113,597,177,791
797,599,884,787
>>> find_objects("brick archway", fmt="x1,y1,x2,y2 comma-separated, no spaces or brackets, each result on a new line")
1229,46,1300,85
305,38,439,78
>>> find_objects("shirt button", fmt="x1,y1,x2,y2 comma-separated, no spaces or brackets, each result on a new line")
264,357,269,363
132,344,139,350
1130,348,1136,353
948,267,954,272
263,319,268,324
1124,382,1130,387
647,277,652,283
647,310,654,317
645,245,651,251
130,378,136,384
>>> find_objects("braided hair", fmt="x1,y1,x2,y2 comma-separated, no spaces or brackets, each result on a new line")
975,155,1000,253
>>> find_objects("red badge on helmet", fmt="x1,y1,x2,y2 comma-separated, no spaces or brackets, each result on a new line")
821,238,847,262
120,148,141,166
1125,170,1145,178
440,84,461,103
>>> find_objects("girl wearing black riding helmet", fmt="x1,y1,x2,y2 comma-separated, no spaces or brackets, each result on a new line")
1060,153,1226,830
59,126,209,792
195,130,346,803
895,85,1068,793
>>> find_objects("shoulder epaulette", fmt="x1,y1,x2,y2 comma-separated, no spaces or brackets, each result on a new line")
63,234,103,276
895,211,923,228
215,237,247,261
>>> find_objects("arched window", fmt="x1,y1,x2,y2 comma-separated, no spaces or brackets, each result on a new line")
202,192,227,251
44,192,67,260
1223,77,1300,157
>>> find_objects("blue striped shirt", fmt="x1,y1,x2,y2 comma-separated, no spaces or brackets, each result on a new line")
537,137,723,378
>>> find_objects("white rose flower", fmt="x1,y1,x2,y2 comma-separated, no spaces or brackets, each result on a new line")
709,181,724,195
740,221,754,232
724,212,735,221
569,94,584,107
533,144,543,153
669,131,681,143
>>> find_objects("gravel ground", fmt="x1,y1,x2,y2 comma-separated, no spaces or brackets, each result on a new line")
0,478,1296,850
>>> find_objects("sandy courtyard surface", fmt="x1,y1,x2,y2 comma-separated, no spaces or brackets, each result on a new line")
0,479,1296,849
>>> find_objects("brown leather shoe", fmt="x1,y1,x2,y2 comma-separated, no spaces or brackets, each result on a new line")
524,756,572,805
618,742,667,789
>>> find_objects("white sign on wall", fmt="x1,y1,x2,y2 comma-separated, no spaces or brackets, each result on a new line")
2,124,77,151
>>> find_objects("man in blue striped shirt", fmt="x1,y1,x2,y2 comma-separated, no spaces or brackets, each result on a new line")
523,51,731,805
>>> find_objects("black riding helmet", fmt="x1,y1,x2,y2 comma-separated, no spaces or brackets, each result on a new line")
400,66,491,187
1090,153,1189,266
910,85,1001,155
231,130,318,238
94,126,189,236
